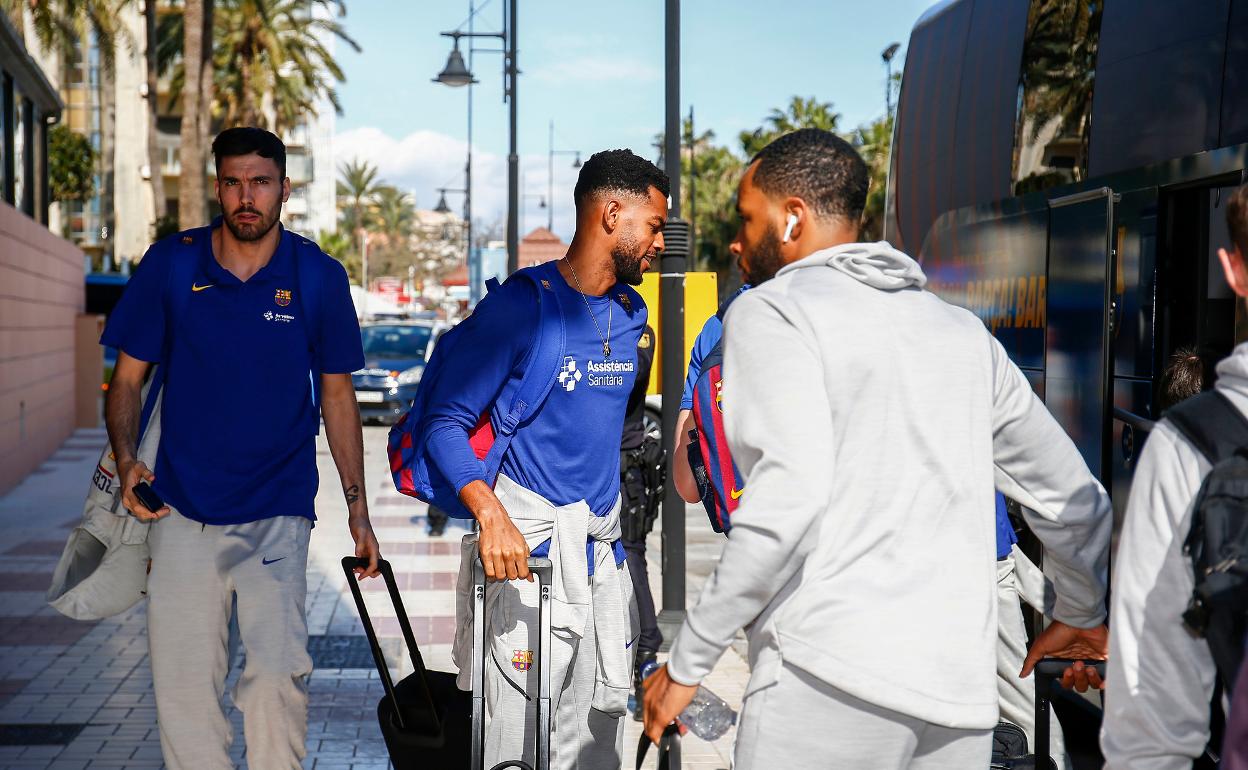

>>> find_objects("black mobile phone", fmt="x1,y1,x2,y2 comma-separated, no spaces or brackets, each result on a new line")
133,481,165,512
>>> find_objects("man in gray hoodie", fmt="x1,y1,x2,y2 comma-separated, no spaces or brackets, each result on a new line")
1101,184,1248,768
642,129,1113,767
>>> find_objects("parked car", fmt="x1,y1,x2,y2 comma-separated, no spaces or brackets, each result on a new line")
352,321,445,424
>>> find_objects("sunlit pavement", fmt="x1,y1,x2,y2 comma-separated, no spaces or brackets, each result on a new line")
0,426,747,768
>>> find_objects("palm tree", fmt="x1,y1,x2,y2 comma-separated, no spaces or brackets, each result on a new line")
144,0,164,223
851,113,893,241
161,0,357,134
178,0,212,228
336,158,381,236
739,96,842,157
213,0,359,133
368,186,416,278
373,185,414,241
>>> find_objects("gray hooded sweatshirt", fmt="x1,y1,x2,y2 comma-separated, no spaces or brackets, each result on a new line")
1101,343,1248,768
666,242,1113,729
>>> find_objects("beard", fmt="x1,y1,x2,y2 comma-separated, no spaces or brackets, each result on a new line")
222,198,282,242
611,229,652,286
740,222,786,286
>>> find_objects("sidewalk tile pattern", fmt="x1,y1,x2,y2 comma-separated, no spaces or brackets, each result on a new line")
0,427,746,768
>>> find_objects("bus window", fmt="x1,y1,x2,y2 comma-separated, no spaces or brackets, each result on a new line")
1012,0,1105,196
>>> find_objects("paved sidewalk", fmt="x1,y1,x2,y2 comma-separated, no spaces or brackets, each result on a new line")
0,427,748,769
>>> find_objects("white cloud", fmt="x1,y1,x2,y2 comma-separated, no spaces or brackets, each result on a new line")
335,126,582,242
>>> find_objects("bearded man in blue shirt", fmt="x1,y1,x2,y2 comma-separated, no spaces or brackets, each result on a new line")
423,149,668,769
103,127,380,770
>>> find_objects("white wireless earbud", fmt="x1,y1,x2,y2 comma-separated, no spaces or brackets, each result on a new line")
782,213,798,243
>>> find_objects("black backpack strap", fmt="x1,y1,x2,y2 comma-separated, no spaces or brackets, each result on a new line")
1166,391,1248,464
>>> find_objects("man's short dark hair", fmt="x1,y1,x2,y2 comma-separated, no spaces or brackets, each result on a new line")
573,149,669,209
1228,183,1248,256
1160,346,1212,410
750,128,869,225
212,126,287,178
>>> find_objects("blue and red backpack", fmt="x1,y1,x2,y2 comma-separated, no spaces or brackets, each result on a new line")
686,297,746,534
386,269,566,519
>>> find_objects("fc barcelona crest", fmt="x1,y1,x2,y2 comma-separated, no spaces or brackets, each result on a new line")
511,649,533,671
715,378,724,413
274,289,292,307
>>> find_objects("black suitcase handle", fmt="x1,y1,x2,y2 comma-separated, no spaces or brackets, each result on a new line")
471,556,554,770
1032,658,1106,768
341,556,438,733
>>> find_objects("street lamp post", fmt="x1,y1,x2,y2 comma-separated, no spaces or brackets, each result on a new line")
547,120,581,232
434,0,520,274
434,187,469,262
519,172,546,240
657,0,689,647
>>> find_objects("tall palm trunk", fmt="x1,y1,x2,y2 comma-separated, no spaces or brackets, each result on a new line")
145,0,165,223
178,0,204,228
178,0,212,228
99,62,116,265
199,0,213,183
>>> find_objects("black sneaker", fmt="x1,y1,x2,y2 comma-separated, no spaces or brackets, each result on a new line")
633,651,658,721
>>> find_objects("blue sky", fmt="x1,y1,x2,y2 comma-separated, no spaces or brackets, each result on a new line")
334,0,935,241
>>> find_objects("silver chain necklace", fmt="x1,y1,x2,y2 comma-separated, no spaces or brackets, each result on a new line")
563,257,613,358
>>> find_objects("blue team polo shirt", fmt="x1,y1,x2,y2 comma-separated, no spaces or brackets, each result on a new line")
101,224,365,525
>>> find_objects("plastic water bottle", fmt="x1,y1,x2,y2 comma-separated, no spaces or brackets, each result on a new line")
640,659,738,741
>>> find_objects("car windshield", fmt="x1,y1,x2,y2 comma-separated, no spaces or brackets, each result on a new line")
360,325,432,360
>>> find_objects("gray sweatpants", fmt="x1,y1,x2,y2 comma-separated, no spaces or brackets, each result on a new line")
733,662,993,769
484,568,629,770
147,508,313,770
997,551,1070,768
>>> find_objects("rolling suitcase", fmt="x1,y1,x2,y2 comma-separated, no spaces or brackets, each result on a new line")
341,555,554,770
991,658,1107,770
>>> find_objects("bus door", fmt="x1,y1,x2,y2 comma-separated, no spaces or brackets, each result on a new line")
1045,188,1117,484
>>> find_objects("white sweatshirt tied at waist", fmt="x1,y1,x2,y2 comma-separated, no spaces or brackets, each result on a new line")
452,473,634,714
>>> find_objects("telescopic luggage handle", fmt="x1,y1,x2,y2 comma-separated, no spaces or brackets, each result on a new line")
471,557,554,770
341,556,439,733
1032,658,1106,680
1032,658,1106,769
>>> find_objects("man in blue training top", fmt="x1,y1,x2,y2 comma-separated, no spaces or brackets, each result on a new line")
102,127,380,770
422,149,669,768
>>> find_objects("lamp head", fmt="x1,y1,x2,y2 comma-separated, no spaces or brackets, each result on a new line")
434,42,476,87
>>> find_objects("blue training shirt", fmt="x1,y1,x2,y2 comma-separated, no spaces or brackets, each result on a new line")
996,492,1018,560
101,225,364,525
423,260,646,567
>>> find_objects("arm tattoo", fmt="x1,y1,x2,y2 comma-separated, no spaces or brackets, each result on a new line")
344,484,360,505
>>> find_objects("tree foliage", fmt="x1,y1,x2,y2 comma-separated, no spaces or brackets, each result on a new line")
48,125,96,202
654,91,896,290
849,113,892,242
739,96,842,158
336,158,381,235
159,0,359,133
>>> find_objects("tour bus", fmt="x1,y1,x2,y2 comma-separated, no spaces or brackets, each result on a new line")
886,0,1248,518
885,1,1246,763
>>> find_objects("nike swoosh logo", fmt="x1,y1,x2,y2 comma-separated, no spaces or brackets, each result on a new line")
192,283,214,292
261,556,285,565
730,487,744,500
